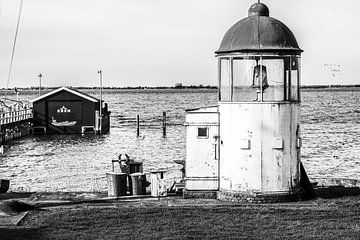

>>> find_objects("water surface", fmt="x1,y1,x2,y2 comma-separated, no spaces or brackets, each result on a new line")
0,88,359,192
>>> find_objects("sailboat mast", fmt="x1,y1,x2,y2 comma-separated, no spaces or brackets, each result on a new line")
5,0,24,99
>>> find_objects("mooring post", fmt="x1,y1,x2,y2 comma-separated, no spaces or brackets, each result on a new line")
162,111,166,138
136,114,140,137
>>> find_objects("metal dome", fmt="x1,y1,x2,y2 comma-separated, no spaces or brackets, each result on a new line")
216,3,302,55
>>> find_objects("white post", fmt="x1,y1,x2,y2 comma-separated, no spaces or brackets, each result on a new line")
95,110,99,131
38,73,42,96
97,70,103,133
260,55,263,102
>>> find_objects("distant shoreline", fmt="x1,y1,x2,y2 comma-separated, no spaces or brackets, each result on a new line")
0,84,359,94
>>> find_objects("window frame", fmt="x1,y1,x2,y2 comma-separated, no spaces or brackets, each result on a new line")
218,54,301,103
197,127,209,139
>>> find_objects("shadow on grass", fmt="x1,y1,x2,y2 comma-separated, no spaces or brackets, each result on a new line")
0,193,33,201
315,186,360,199
17,204,360,240
0,227,43,240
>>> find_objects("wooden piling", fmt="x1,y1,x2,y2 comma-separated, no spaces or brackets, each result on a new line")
162,111,166,138
136,114,140,137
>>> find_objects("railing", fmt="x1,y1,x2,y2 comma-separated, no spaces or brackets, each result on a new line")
0,108,33,125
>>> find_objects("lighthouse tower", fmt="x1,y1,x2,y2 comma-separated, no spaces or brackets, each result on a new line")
216,2,303,202
184,2,305,202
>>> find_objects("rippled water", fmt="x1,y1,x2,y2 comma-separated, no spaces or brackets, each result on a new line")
0,88,359,192
301,88,360,180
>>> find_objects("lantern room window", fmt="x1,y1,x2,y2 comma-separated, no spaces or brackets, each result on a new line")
219,59,231,101
218,56,301,102
290,57,300,101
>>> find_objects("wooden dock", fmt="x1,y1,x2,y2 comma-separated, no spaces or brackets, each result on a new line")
0,106,33,145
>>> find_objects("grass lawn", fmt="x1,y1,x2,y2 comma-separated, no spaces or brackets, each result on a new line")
1,196,360,240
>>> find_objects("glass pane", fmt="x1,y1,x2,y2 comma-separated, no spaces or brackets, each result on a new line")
220,59,231,101
284,57,290,101
233,59,257,101
262,59,285,101
290,57,300,101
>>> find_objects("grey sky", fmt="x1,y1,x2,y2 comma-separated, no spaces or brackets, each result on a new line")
0,0,359,88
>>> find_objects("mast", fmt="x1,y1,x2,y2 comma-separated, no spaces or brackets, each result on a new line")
5,0,24,101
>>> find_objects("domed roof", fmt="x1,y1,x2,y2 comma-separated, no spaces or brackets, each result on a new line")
216,3,302,55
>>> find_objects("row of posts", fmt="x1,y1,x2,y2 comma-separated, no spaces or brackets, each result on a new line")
0,109,33,125
136,111,167,138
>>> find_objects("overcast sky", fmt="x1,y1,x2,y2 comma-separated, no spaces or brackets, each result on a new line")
0,0,359,88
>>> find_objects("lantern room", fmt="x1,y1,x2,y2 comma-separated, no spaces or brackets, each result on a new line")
216,3,302,103
218,56,301,103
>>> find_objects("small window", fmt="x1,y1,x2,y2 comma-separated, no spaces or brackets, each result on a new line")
197,127,208,138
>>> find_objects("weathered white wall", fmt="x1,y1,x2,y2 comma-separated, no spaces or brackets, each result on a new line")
185,107,219,191
219,102,300,193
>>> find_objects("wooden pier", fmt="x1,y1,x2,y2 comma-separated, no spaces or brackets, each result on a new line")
0,106,33,145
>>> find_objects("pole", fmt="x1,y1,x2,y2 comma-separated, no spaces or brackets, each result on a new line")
97,70,102,133
136,114,140,137
162,111,166,138
260,56,263,102
38,73,42,96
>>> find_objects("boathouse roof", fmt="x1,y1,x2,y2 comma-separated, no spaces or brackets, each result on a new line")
30,86,99,103
215,2,302,55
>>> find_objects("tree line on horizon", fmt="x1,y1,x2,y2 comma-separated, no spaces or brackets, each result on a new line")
0,84,360,91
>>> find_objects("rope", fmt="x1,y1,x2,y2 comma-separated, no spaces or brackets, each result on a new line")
5,0,24,101
0,0,3,16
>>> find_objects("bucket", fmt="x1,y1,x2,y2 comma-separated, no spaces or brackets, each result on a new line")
0,179,10,193
106,172,127,197
129,173,146,195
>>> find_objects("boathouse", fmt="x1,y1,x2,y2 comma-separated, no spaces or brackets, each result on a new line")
30,87,110,134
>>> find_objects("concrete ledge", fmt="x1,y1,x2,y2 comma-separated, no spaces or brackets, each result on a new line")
217,190,301,203
183,190,218,199
312,178,360,187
